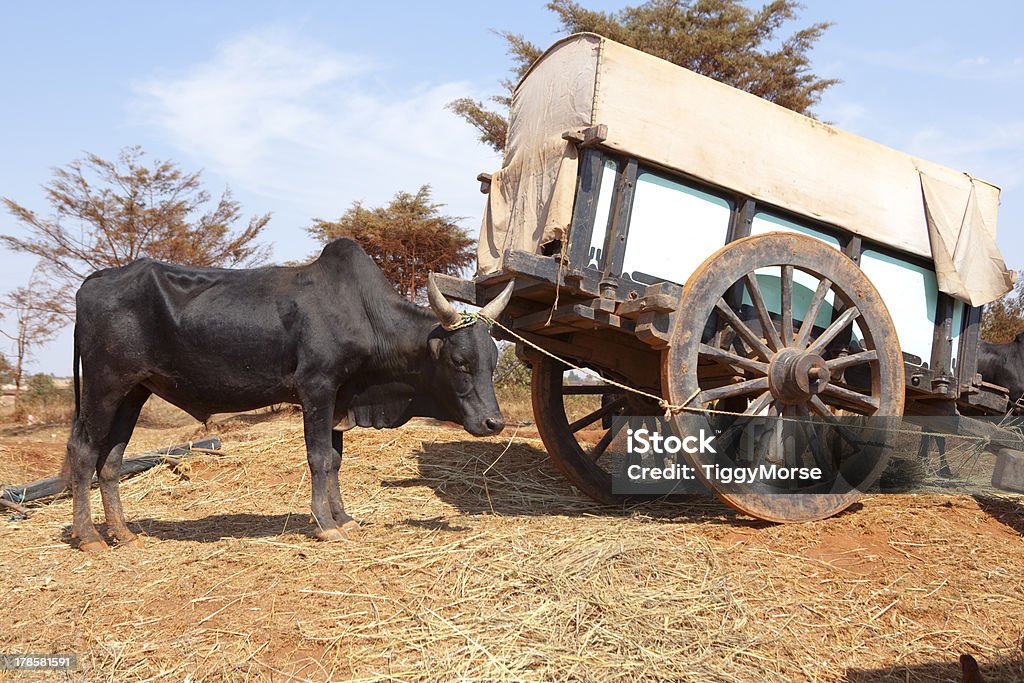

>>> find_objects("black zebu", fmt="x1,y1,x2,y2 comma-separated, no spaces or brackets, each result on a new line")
978,333,1024,411
65,238,512,551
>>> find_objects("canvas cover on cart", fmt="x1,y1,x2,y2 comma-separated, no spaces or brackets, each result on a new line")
477,33,1013,307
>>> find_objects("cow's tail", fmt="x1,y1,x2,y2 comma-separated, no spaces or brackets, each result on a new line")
72,322,81,420
59,323,81,493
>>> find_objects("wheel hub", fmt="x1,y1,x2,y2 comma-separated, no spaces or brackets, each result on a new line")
768,348,830,405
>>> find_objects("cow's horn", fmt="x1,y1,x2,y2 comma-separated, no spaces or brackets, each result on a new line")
479,280,514,321
427,274,463,330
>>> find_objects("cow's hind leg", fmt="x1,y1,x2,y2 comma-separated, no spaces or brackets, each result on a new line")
67,419,107,552
96,385,151,547
67,385,133,551
329,430,357,532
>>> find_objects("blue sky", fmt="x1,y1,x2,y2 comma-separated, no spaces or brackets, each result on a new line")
2,1,1022,375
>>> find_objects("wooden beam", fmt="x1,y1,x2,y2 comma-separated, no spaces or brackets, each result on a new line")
430,273,481,306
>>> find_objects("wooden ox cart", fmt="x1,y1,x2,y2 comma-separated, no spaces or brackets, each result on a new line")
438,33,1023,521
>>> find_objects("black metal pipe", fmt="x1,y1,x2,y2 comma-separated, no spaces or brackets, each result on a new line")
1,437,221,504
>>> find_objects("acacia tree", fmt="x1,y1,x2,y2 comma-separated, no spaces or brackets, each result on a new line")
0,266,63,410
450,0,837,152
2,146,271,315
981,272,1024,343
308,186,475,302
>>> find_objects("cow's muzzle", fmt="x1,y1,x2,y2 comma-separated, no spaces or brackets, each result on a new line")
467,414,505,436
484,416,505,435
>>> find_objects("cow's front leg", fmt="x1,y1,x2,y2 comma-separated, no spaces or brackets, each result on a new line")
301,388,348,541
329,429,357,531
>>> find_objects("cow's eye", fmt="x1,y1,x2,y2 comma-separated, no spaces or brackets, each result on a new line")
455,361,471,373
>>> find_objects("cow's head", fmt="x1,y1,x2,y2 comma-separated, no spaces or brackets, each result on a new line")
426,275,514,436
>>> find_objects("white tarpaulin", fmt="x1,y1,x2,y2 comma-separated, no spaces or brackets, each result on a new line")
477,33,1013,306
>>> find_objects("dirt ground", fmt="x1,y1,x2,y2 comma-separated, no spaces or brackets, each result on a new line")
1,411,1022,682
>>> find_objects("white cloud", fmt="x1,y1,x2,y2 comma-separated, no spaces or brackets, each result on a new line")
855,43,1022,82
958,56,990,68
817,100,869,131
132,26,501,259
905,122,1024,189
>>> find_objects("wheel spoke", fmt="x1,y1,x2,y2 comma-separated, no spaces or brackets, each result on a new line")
698,343,769,376
808,395,835,418
807,306,860,355
794,278,833,349
782,406,802,489
780,265,794,346
751,409,778,470
589,419,625,462
714,299,773,362
568,396,627,433
744,390,775,416
809,395,864,448
826,350,878,372
780,404,796,469
744,273,783,352
795,403,833,479
697,377,769,405
821,383,880,413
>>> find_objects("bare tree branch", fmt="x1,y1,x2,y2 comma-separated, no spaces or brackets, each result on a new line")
2,146,271,316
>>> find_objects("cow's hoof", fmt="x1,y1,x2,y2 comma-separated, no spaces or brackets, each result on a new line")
116,535,144,549
78,539,110,553
340,519,360,533
315,527,346,542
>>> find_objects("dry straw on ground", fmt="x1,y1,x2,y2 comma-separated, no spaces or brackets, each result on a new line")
1,413,1023,681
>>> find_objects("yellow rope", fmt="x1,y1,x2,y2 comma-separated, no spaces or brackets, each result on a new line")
544,252,568,328
478,313,694,417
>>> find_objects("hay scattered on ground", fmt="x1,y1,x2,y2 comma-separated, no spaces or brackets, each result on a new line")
1,413,1023,681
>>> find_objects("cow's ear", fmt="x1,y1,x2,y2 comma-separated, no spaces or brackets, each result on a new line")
429,337,444,361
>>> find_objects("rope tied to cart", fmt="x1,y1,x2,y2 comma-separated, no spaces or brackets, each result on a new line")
475,313,1022,452
477,312,700,418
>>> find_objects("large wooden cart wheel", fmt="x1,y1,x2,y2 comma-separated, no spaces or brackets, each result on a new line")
664,232,905,522
532,358,659,504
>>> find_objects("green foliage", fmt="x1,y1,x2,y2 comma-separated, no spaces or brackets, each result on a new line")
22,373,59,402
0,352,13,384
982,272,1024,343
13,373,74,423
447,98,511,153
493,343,532,389
452,0,837,153
308,186,475,302
2,146,271,315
